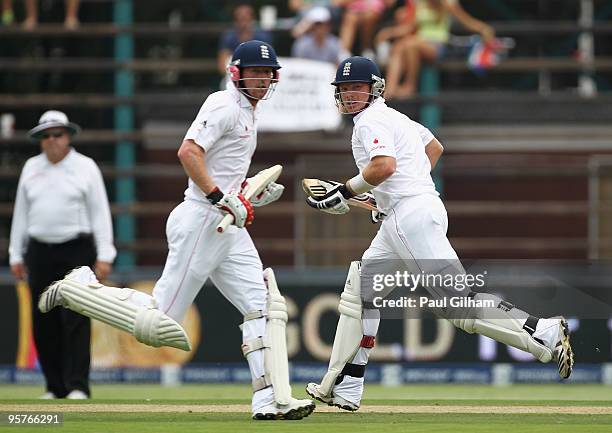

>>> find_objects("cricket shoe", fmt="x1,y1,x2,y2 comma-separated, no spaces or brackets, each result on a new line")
305,382,359,412
551,317,574,379
252,397,315,420
38,266,98,313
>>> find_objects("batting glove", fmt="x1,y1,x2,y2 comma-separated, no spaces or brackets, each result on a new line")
207,187,254,228
306,184,352,215
370,210,386,224
241,179,284,207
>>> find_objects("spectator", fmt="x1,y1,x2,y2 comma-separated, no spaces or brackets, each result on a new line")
289,0,331,14
288,0,342,23
337,0,394,58
379,0,494,99
2,0,14,25
13,0,81,30
291,6,348,65
217,3,273,75
9,110,116,399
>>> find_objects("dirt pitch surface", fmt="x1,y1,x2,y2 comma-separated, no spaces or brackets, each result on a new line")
1,404,610,415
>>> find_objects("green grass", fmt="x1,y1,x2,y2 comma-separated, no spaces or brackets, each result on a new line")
49,413,612,433
0,384,611,433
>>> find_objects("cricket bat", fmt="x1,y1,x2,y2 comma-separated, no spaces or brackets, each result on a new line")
301,178,378,212
216,164,283,233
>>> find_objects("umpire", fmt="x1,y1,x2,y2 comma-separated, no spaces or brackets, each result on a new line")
8,110,116,399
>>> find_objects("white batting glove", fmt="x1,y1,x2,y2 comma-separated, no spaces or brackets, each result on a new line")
306,184,351,215
242,179,284,207
207,188,254,228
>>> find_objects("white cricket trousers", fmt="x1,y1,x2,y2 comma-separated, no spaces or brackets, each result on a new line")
152,199,267,323
152,199,270,405
364,193,459,263
350,194,462,371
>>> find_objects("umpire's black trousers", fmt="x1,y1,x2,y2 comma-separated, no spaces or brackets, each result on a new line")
25,234,96,398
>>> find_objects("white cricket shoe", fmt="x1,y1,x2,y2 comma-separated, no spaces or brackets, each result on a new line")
66,390,89,399
533,316,574,379
39,266,98,313
552,318,574,379
252,397,315,420
39,392,56,399
305,382,359,412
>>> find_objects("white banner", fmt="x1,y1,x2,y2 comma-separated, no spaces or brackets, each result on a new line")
258,57,342,132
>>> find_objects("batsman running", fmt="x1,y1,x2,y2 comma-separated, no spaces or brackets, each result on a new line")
304,56,574,411
39,40,315,420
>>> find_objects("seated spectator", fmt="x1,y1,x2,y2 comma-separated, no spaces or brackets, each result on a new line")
12,0,81,30
291,6,348,65
336,0,394,58
379,0,494,99
217,3,273,76
2,0,14,25
289,0,342,23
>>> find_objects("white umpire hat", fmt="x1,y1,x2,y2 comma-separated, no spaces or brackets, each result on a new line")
28,110,81,139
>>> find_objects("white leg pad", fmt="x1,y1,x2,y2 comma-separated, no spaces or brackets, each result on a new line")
448,293,552,362
57,278,191,351
263,268,292,406
241,268,292,406
319,261,364,397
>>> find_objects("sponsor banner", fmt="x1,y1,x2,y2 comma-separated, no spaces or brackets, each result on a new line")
1,363,608,384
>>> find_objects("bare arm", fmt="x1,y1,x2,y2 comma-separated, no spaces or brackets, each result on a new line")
425,138,444,170
289,0,303,12
447,1,494,42
177,139,217,194
352,156,396,192
375,23,414,45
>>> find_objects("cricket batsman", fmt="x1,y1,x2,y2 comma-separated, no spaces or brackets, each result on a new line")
304,56,574,411
39,40,315,420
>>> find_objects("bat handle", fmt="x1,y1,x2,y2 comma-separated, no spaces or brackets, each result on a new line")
216,214,234,233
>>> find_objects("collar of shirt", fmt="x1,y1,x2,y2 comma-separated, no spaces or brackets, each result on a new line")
353,97,386,124
43,147,76,167
226,80,256,110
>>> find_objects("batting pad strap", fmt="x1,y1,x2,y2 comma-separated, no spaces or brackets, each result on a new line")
341,363,366,378
239,310,266,331
252,374,273,392
360,335,375,348
523,315,539,335
241,336,267,356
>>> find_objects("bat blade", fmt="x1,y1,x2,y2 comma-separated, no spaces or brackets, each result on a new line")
217,165,283,233
302,178,378,212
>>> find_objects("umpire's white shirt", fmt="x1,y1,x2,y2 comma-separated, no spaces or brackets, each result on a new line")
9,149,116,265
183,81,258,205
352,98,438,213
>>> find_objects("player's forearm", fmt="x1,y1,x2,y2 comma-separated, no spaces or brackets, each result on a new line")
425,138,444,170
344,157,395,197
177,140,216,194
361,156,396,187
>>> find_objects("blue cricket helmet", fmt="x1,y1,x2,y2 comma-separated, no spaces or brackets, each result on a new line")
231,40,281,70
332,56,382,86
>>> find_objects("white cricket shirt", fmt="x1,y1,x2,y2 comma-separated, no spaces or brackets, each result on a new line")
9,149,116,265
352,98,438,213
183,82,258,204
